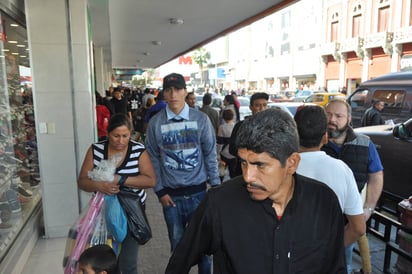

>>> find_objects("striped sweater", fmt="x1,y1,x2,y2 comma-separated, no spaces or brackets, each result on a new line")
92,140,147,204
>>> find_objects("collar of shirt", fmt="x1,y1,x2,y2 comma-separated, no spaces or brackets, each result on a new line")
166,103,190,121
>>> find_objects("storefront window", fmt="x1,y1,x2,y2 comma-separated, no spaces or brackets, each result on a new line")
0,10,41,261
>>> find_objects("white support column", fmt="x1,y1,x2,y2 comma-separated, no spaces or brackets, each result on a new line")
339,53,347,90
25,0,95,237
362,49,371,82
95,46,105,95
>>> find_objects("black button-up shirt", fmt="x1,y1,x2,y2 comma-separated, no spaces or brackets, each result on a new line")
166,174,346,274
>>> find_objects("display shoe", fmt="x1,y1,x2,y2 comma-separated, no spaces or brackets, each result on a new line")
0,192,8,205
1,209,11,222
5,190,21,213
18,194,31,205
30,177,40,187
0,222,12,229
17,184,33,197
11,174,22,185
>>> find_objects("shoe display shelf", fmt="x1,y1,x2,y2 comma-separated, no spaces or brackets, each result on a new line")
0,61,42,272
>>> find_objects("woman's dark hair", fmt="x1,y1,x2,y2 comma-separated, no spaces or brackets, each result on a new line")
78,244,118,274
107,113,132,133
236,108,298,166
224,94,240,122
95,91,103,105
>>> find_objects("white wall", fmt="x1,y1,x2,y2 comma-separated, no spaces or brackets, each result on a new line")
25,0,95,237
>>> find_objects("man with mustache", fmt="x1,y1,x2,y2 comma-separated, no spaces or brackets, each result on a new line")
322,99,383,274
166,108,346,274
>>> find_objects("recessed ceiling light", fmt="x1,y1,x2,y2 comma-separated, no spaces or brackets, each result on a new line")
11,52,19,55
169,18,184,25
152,41,162,46
2,49,9,52
8,40,18,44
20,55,26,58
17,44,26,47
10,23,19,27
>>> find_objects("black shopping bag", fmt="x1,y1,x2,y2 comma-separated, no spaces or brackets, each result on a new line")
117,187,152,244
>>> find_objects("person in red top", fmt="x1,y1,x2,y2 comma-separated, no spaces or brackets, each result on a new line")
231,91,241,109
95,91,111,141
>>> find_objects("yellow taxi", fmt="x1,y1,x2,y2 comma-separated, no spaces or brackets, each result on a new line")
303,92,346,107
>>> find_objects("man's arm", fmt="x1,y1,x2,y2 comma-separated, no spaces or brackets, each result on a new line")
344,214,366,246
144,119,164,194
364,171,384,220
228,121,242,157
200,114,220,186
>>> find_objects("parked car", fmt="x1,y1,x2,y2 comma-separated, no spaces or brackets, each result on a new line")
291,90,317,102
354,118,412,201
347,71,412,128
210,96,223,113
237,97,251,120
304,92,346,107
195,94,204,108
267,102,315,117
270,94,292,102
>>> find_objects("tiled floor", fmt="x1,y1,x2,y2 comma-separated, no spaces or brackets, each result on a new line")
21,237,66,273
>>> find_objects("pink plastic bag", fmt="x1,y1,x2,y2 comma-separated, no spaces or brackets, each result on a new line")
62,192,106,274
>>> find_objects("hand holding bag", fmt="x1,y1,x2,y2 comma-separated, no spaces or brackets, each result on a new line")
117,187,152,245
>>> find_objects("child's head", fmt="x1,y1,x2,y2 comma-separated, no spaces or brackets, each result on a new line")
78,244,118,274
222,109,234,122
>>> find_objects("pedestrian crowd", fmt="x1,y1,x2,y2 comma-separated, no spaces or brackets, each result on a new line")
78,72,383,274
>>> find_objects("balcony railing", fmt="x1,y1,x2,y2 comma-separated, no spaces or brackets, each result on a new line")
364,32,393,48
320,41,339,56
393,26,412,44
339,37,363,52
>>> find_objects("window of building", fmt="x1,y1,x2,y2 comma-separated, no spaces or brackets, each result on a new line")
378,5,390,32
410,0,412,25
351,3,362,37
331,21,338,42
352,15,361,37
330,12,339,42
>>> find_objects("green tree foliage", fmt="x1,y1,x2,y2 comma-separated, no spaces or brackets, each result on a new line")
192,48,211,86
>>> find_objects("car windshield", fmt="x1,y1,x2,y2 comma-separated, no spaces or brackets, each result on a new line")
305,94,324,103
211,98,222,108
297,90,313,97
238,97,250,106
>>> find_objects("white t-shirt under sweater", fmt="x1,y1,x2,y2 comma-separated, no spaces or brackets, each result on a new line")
217,121,235,160
297,151,363,216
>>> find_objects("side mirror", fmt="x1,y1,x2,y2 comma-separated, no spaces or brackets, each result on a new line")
393,118,412,141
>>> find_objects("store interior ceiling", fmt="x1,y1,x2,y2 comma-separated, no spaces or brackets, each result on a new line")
88,0,296,70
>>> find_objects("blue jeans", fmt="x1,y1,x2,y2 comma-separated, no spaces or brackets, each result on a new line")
345,243,355,274
118,231,139,274
163,191,211,274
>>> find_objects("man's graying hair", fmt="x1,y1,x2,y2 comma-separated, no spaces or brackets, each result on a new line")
235,108,299,166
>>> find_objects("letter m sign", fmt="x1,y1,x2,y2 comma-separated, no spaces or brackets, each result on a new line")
179,56,193,65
